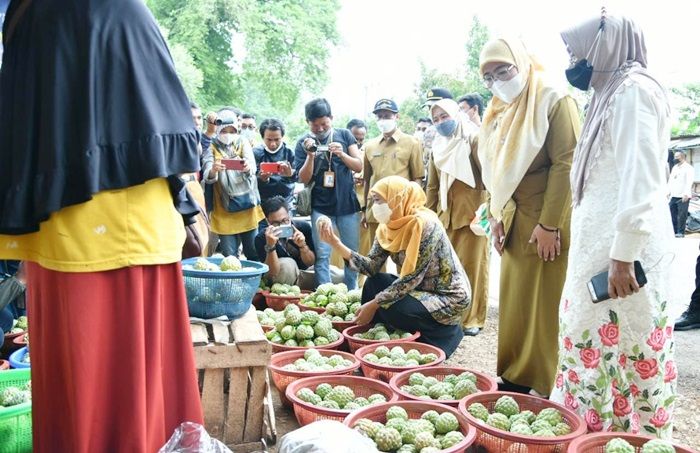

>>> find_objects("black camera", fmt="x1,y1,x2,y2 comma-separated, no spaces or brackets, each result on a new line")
214,118,236,126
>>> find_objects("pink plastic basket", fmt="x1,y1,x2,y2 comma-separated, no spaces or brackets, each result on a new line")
261,290,308,311
344,400,477,453
354,341,446,383
342,324,420,353
458,391,587,453
285,375,398,426
268,349,361,407
269,330,345,353
389,365,498,407
567,432,697,453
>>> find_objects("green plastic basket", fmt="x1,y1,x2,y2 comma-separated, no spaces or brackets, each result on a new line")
0,369,32,453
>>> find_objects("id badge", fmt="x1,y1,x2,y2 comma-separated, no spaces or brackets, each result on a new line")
323,171,335,188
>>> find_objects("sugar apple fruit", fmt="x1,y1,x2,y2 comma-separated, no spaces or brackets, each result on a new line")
487,413,511,431
494,395,520,417
325,385,355,408
386,406,409,421
641,439,675,453
604,438,635,453
441,430,465,449
467,402,490,422
435,412,459,434
374,427,402,452
536,407,563,426
414,431,437,450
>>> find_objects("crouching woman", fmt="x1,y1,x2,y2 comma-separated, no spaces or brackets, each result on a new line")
317,175,470,357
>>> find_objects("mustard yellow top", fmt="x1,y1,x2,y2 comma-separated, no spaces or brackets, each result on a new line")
0,178,185,273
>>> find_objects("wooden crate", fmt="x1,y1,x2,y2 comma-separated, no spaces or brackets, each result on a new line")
191,306,275,452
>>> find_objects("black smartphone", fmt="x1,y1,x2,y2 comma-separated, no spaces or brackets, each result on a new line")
587,260,647,303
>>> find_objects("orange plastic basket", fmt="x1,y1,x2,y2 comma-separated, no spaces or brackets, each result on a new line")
389,365,498,407
331,319,356,332
285,375,398,426
458,391,587,453
354,341,446,383
268,350,361,407
343,400,477,453
269,331,345,353
261,290,308,311
342,324,420,353
567,432,697,453
296,301,326,314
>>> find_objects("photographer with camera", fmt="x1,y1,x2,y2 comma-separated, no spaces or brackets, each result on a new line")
255,196,316,288
253,118,297,207
294,98,363,289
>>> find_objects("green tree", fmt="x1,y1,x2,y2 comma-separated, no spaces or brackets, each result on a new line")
671,83,700,135
145,0,340,118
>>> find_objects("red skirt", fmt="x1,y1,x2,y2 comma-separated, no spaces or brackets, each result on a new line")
25,262,203,453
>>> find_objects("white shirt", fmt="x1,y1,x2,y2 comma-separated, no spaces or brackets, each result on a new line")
669,161,694,198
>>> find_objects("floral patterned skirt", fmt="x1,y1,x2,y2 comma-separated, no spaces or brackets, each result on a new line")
550,288,676,438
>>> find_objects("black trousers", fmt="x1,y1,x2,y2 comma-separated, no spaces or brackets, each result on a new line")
690,244,700,313
361,273,463,358
670,197,690,234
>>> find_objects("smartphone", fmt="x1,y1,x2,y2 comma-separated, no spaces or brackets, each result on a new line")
221,158,246,171
588,260,647,303
276,225,294,239
260,162,282,174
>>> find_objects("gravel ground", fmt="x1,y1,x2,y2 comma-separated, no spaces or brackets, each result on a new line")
266,236,700,452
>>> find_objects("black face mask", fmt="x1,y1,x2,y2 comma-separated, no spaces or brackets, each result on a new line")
565,59,593,91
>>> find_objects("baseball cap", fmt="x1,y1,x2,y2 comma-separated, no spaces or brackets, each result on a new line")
372,98,399,114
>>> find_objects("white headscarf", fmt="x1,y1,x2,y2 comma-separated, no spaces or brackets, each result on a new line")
430,99,477,212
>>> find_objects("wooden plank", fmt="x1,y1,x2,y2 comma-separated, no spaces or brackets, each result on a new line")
264,372,277,443
190,323,210,346
230,306,266,343
194,343,270,369
201,369,225,440
243,366,267,442
225,368,249,445
211,321,231,344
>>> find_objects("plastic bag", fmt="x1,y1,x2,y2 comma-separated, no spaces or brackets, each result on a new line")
469,202,491,237
159,422,233,453
278,420,378,453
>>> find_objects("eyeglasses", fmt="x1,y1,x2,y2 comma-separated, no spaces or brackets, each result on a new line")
240,124,256,130
482,64,515,87
270,218,290,227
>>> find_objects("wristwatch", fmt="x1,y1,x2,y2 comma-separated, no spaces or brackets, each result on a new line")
264,244,277,253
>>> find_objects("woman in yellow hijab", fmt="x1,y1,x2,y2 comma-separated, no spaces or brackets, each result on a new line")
318,175,470,357
478,37,581,396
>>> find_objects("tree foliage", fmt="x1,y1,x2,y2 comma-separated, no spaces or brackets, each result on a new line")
396,16,492,133
146,0,340,119
671,83,700,136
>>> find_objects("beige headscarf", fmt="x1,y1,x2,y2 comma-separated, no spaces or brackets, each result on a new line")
478,38,565,220
562,15,667,205
430,98,477,212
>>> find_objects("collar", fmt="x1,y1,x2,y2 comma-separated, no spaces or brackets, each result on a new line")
380,128,404,144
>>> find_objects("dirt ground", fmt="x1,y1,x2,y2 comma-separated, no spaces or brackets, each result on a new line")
265,236,700,452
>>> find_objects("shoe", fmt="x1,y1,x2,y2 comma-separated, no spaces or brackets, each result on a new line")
675,309,700,331
675,233,685,238
497,378,531,395
462,327,481,336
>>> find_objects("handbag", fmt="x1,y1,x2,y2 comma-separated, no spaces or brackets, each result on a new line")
296,155,325,217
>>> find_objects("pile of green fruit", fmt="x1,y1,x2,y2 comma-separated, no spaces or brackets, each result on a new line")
190,256,249,272
0,382,31,408
318,288,362,322
269,283,302,296
353,406,465,452
265,304,342,347
256,308,285,327
295,382,387,411
299,283,348,310
354,323,414,341
363,345,439,368
399,371,479,401
467,396,570,437
9,316,27,334
281,349,355,372
605,438,675,453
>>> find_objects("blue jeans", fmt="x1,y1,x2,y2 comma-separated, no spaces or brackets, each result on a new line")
219,229,259,261
311,210,360,289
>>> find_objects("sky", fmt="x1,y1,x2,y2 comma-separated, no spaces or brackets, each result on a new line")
321,0,700,119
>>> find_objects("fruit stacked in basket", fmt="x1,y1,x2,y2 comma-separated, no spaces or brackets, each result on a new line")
264,303,344,352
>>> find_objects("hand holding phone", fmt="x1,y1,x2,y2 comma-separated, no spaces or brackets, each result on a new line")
275,224,294,239
222,158,246,171
588,260,647,303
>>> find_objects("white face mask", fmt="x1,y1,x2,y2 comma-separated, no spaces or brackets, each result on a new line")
241,129,255,140
490,73,525,104
265,143,282,154
218,133,234,146
413,130,424,141
377,119,397,134
372,202,393,224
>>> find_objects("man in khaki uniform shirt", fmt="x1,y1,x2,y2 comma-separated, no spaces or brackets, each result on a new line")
361,99,424,255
